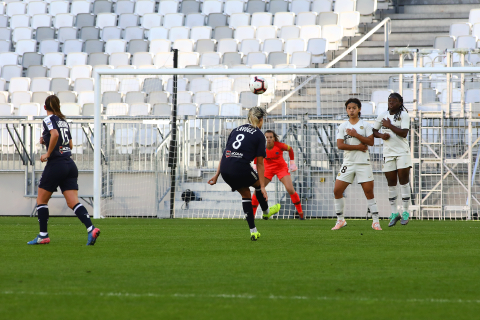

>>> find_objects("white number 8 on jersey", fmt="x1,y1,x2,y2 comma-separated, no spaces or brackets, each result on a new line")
232,134,245,149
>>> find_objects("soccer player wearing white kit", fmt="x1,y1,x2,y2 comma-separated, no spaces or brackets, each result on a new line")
372,93,412,227
333,98,381,231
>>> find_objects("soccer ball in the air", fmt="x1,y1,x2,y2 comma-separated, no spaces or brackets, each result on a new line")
249,76,268,95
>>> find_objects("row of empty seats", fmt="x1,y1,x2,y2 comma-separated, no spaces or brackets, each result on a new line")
0,98,251,117
0,40,324,71
0,0,375,17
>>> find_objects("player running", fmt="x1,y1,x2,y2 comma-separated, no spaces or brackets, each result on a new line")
333,98,381,231
252,130,303,220
208,107,281,241
28,95,100,246
372,92,411,227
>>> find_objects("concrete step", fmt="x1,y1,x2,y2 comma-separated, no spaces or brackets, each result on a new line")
390,18,467,28
402,3,480,12
336,60,389,68
356,46,432,56
357,40,434,47
385,13,470,20
369,32,448,41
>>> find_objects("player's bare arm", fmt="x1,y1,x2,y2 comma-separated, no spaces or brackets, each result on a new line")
41,128,59,162
208,158,222,185
381,118,409,138
372,128,390,140
345,128,374,146
337,139,368,152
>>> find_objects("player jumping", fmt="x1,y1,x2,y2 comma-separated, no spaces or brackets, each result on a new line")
333,98,381,231
252,130,303,220
208,107,281,241
372,92,412,227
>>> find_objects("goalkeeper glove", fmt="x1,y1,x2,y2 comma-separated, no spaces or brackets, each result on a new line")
289,160,298,173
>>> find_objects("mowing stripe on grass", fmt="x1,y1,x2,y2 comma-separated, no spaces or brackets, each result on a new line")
2,291,480,304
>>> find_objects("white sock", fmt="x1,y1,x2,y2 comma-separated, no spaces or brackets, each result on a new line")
367,198,379,223
39,232,48,237
400,183,411,212
263,208,269,214
334,198,345,221
87,225,94,232
388,186,398,213
250,227,257,233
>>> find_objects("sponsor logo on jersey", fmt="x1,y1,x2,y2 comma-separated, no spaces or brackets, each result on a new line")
344,134,353,141
59,146,71,154
226,150,243,158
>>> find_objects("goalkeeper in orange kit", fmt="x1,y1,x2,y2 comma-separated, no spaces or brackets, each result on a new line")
253,130,304,220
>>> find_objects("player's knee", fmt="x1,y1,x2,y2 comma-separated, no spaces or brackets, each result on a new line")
333,188,343,198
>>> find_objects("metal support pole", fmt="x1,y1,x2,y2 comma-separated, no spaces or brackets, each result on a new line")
384,21,390,67
468,118,472,220
352,48,357,94
398,54,403,95
93,70,101,218
461,53,465,115
168,49,179,219
446,52,451,117
315,76,321,115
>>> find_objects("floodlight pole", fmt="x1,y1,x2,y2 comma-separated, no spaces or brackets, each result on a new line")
168,49,179,219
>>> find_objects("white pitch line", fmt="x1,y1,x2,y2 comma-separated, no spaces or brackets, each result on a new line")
1,291,480,304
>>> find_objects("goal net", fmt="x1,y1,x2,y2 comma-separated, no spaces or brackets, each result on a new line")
94,66,479,220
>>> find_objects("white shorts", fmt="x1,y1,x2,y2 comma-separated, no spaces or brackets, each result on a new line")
382,155,412,172
337,164,374,184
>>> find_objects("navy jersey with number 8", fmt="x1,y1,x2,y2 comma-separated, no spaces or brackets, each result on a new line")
42,114,72,161
221,124,267,166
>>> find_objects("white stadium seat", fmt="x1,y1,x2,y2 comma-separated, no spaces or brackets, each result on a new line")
229,13,250,29
273,12,295,29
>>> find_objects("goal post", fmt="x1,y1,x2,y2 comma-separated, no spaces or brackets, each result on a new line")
93,67,480,220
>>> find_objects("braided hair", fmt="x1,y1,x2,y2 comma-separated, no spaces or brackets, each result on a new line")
389,92,408,121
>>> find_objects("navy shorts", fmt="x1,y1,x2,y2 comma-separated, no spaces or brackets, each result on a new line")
221,163,259,192
39,158,79,193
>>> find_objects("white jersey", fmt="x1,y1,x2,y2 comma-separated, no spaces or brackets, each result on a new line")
373,110,410,158
336,119,373,165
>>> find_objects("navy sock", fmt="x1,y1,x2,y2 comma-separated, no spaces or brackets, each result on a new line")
73,203,93,231
242,198,256,229
37,204,49,234
254,188,268,212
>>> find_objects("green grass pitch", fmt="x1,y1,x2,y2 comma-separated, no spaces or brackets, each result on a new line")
1,217,479,320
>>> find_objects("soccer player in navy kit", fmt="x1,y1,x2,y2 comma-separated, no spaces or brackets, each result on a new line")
28,95,100,246
208,107,281,241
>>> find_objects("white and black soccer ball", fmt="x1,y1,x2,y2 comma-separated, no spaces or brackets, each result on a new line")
249,76,268,95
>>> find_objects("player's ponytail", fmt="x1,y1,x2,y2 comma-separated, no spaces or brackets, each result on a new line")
247,106,267,128
345,98,362,117
265,130,279,142
389,92,407,121
45,95,66,120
